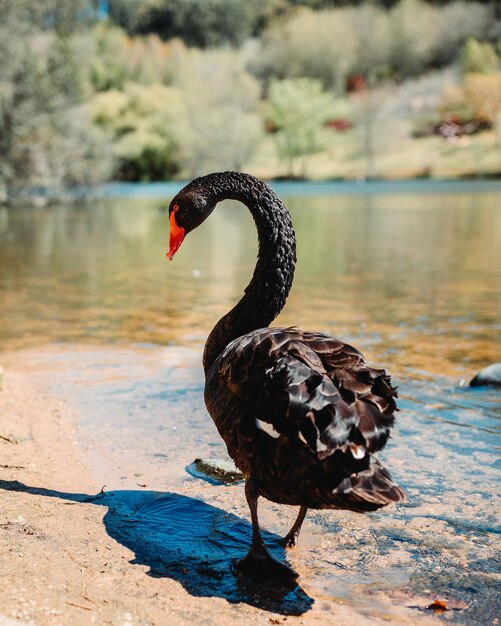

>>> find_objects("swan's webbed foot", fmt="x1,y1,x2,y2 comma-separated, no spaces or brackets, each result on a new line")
236,547,298,579
279,532,299,548
279,506,308,549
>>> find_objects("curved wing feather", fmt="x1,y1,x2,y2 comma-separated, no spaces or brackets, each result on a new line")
218,327,398,461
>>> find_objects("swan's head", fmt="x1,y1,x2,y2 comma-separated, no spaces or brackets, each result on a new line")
166,186,216,260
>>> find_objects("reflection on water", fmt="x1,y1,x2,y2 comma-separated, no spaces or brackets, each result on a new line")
1,183,500,377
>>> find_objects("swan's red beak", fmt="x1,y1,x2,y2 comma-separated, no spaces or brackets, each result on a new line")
166,209,185,260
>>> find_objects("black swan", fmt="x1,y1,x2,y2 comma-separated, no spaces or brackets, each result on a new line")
166,172,404,578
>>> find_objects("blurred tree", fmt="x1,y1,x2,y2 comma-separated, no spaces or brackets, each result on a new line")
389,0,440,77
351,84,399,179
107,0,147,30
28,0,100,34
252,0,492,88
347,3,391,83
89,23,128,91
0,0,112,198
251,7,357,92
135,0,263,47
463,72,501,125
123,35,181,85
461,38,499,74
173,49,263,176
28,109,113,197
267,78,334,177
433,2,493,66
91,83,188,179
47,35,83,102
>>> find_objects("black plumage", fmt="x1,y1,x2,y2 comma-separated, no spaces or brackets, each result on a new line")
167,172,404,578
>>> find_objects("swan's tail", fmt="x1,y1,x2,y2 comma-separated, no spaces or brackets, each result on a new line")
328,456,405,513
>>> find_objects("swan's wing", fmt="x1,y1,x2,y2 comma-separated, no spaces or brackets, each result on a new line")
217,327,397,461
302,330,398,452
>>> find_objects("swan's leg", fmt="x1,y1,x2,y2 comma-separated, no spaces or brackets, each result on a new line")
236,477,298,579
280,506,308,548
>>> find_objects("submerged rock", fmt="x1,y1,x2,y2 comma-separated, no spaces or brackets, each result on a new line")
189,458,244,484
469,363,501,388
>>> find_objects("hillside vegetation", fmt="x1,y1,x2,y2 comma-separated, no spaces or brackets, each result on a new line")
0,0,500,200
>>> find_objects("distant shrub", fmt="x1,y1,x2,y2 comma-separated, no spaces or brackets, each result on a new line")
461,38,499,74
389,0,440,77
251,0,493,88
89,24,129,91
28,108,114,192
135,0,264,48
123,36,188,85
439,85,475,124
345,4,392,82
90,90,129,127
463,73,501,125
434,2,493,66
108,0,149,32
87,24,189,91
0,2,113,195
251,8,358,92
47,35,83,102
173,49,263,176
91,83,188,180
267,77,335,176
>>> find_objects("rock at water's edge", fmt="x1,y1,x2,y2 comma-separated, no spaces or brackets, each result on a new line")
189,458,244,484
469,363,501,387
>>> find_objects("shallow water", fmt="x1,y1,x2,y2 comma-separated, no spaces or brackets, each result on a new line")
1,181,500,622
14,342,499,624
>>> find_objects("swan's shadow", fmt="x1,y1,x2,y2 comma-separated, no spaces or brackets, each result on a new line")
0,480,313,615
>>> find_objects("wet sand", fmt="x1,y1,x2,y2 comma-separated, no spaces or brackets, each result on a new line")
2,345,498,626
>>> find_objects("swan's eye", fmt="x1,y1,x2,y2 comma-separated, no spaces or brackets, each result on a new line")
173,204,179,213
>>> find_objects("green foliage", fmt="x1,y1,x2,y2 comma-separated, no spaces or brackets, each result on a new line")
0,0,499,192
433,1,493,66
463,72,501,124
267,78,334,176
26,109,113,193
173,49,263,175
387,0,491,76
252,0,492,88
89,24,129,91
27,0,100,35
461,38,499,74
91,83,188,180
389,0,439,76
439,85,475,122
134,0,264,48
108,0,147,31
251,8,358,92
47,36,83,101
85,23,189,91
0,1,112,196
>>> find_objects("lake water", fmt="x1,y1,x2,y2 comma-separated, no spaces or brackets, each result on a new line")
1,181,500,623
1,181,500,376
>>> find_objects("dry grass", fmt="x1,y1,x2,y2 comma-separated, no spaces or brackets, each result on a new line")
248,128,501,180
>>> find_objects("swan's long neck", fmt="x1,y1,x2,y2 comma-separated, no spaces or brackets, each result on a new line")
200,172,296,373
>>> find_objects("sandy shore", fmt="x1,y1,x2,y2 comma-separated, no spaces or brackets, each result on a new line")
0,346,448,626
